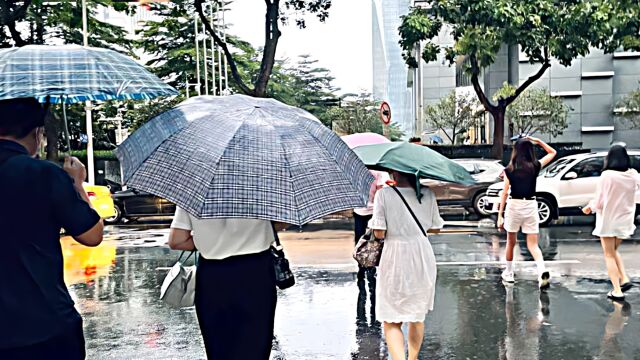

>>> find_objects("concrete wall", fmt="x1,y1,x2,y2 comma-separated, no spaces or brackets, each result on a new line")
519,49,640,149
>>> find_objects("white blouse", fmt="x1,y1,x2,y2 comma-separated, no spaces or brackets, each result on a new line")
170,207,274,260
588,169,640,238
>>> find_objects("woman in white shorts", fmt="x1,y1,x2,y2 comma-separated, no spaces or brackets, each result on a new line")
583,145,640,301
497,136,556,289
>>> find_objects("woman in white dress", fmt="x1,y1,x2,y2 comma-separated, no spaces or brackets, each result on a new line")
370,171,444,360
583,145,640,301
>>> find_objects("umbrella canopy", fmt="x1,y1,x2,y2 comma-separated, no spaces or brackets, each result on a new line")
115,95,373,226
341,132,390,149
0,45,178,104
353,142,475,185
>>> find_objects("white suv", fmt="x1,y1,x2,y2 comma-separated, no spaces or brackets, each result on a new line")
484,150,640,226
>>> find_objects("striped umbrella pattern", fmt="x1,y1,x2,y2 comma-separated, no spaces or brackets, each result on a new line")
116,95,373,226
0,44,178,104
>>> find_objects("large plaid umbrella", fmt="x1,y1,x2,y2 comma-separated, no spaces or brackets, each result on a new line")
115,95,373,226
0,44,178,103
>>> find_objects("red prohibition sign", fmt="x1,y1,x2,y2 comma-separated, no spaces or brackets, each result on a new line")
380,101,391,125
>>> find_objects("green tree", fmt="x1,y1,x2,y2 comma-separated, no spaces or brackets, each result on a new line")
399,0,640,159
195,0,332,97
504,86,570,138
328,93,404,141
287,54,338,126
424,90,483,144
616,87,640,125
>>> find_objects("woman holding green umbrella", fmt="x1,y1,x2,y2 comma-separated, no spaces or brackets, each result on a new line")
370,170,443,360
355,142,473,360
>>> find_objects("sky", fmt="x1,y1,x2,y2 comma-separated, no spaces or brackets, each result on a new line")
225,0,373,95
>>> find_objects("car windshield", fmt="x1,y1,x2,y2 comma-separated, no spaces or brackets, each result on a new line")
458,163,476,173
477,162,503,173
542,158,573,178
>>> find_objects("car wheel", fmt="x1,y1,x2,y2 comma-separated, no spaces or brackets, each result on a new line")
473,193,491,217
537,197,554,227
104,204,123,225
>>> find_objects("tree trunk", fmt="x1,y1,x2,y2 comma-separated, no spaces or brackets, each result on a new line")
44,111,59,161
491,109,505,161
253,0,281,97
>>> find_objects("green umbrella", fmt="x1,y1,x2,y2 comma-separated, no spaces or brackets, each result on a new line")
353,142,475,197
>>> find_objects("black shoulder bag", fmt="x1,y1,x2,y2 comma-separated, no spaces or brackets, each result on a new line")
270,224,295,290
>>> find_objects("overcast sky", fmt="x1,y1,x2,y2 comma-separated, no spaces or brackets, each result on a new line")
226,0,373,95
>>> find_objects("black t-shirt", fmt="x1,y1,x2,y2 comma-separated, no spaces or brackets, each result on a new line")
505,162,541,199
0,140,101,348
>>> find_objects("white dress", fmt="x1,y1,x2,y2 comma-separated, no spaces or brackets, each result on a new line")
370,186,444,323
588,169,640,239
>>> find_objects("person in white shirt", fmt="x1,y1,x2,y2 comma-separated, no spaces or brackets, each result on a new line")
168,209,286,359
583,145,640,301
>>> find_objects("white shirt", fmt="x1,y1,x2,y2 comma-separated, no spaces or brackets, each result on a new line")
370,186,444,238
588,169,640,238
170,207,274,260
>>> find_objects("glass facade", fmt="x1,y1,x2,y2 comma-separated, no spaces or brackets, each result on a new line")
371,0,413,136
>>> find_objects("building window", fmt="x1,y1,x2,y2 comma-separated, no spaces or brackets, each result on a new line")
456,56,472,87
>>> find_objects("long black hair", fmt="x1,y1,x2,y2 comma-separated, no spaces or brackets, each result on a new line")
603,144,630,172
392,171,423,201
506,138,540,173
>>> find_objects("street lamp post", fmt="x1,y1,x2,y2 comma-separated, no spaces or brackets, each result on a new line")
82,0,95,184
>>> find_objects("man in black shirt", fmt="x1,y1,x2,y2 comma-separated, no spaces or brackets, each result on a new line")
0,98,104,359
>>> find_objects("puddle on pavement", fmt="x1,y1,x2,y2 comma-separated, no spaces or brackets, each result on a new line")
58,242,640,359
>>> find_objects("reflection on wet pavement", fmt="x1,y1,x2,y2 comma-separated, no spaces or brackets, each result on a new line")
61,226,640,359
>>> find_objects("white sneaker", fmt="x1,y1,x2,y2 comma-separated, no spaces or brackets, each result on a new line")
501,271,515,283
539,271,550,290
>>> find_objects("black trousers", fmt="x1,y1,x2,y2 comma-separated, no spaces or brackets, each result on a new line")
0,318,85,360
195,250,277,360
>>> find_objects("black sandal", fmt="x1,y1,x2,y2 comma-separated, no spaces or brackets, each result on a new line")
621,282,633,293
607,291,625,302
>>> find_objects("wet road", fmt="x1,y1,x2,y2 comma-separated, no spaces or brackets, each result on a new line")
62,222,640,359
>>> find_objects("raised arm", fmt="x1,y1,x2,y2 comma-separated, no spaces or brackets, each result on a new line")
527,136,557,167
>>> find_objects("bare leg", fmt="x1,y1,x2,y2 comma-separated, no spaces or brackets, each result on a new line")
601,237,623,295
506,232,517,261
526,233,544,263
407,322,425,360
384,322,406,360
613,238,630,284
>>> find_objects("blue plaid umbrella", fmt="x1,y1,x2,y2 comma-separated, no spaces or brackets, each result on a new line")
0,45,178,103
115,95,373,226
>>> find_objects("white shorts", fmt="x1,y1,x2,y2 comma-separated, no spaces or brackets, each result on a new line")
504,199,539,234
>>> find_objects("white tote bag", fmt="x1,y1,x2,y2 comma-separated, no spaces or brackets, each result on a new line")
160,251,196,308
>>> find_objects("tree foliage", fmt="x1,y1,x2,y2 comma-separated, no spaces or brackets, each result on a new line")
328,93,404,141
424,90,483,144
1,0,132,51
616,87,640,125
399,0,640,159
504,86,570,138
194,0,332,97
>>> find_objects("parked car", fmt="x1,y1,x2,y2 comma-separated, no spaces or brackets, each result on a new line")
105,188,175,224
484,150,640,226
83,184,116,219
422,159,504,216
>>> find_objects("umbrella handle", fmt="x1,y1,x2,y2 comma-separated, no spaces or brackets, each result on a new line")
62,98,72,155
